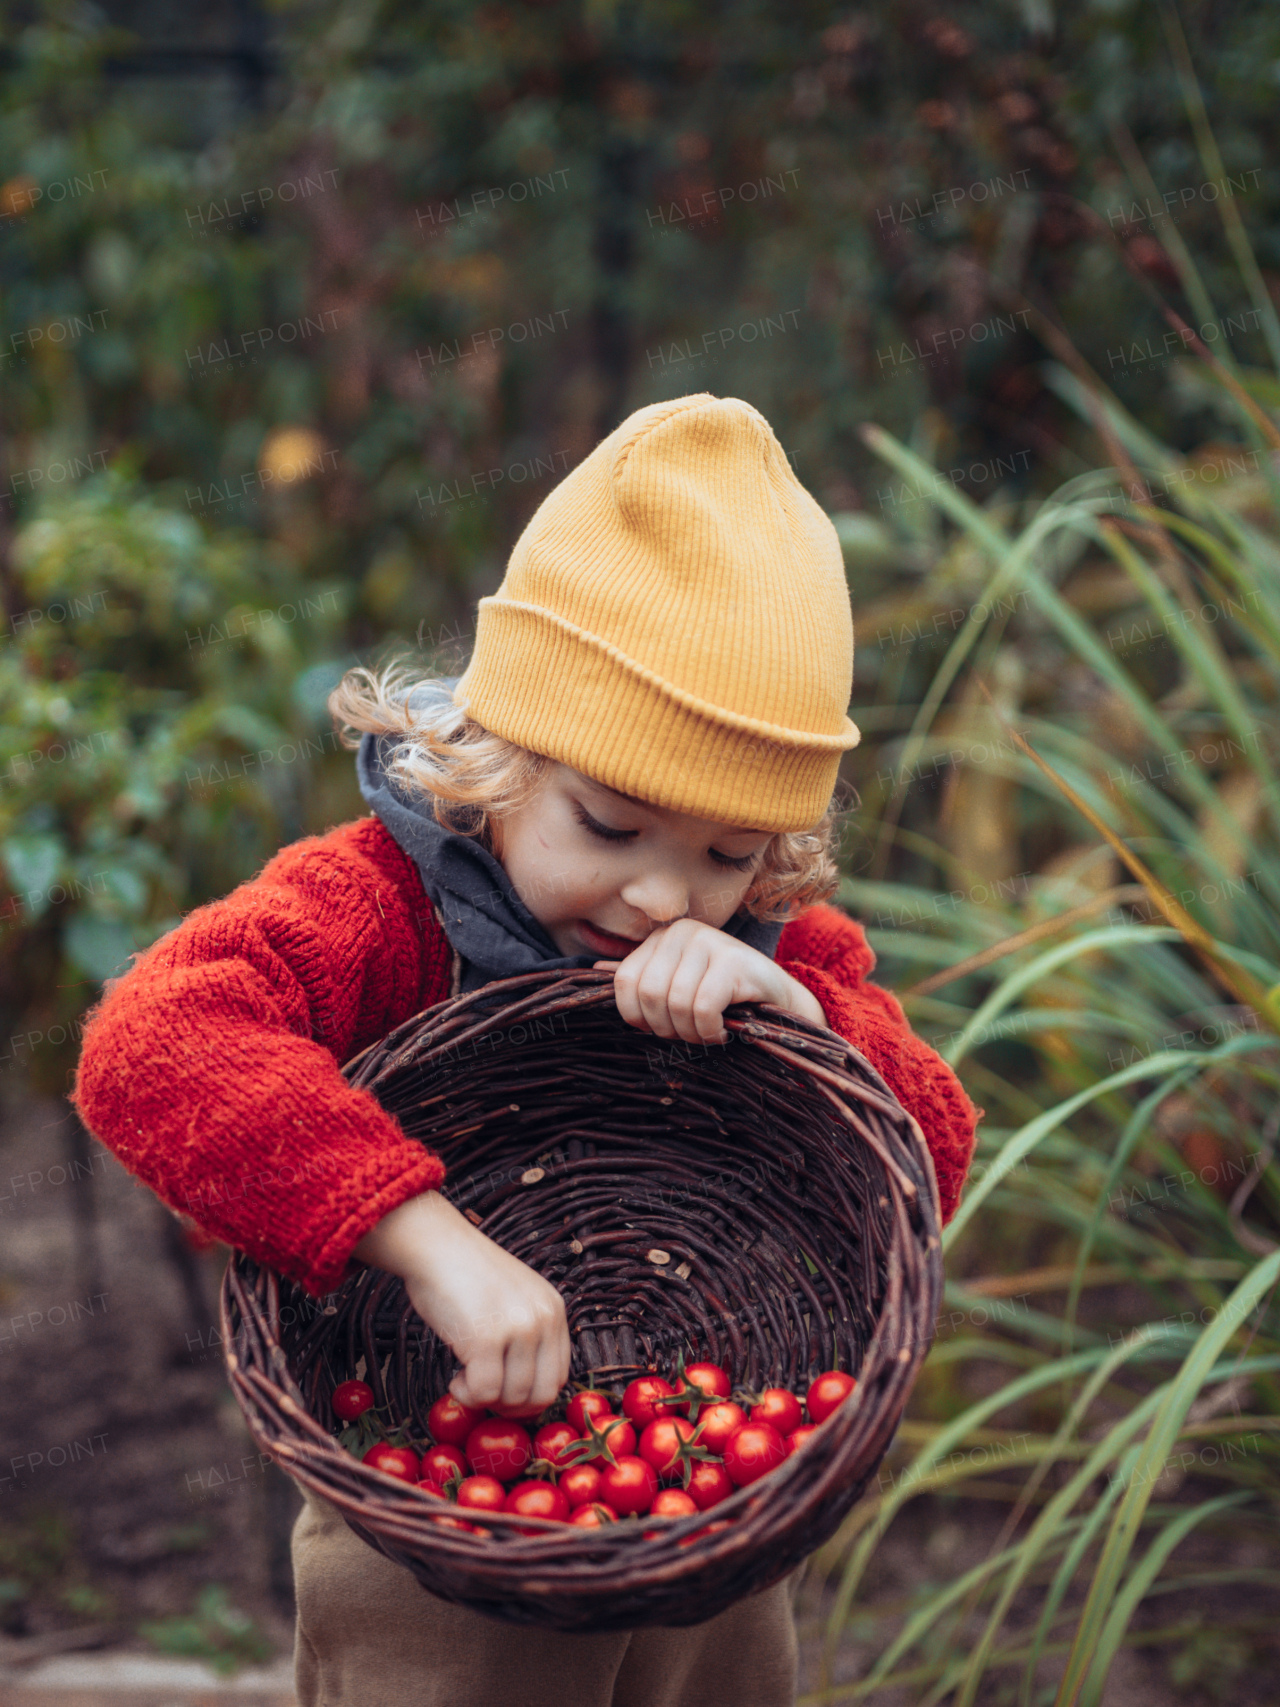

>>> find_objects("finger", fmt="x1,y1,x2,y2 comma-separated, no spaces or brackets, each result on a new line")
662,942,722,1044
634,933,715,1042
626,933,693,1039
452,1346,504,1409
500,1334,538,1408
530,1332,568,1410
608,935,664,1033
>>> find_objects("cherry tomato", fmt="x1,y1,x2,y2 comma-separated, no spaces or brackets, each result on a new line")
465,1419,533,1482
685,1459,734,1510
807,1370,857,1425
570,1502,618,1528
786,1424,821,1456
566,1390,615,1434
416,1478,448,1500
420,1443,467,1488
489,1401,547,1421
622,1376,677,1429
638,1416,696,1479
332,1380,376,1421
363,1443,420,1483
571,1414,636,1465
503,1480,571,1523
456,1474,507,1512
431,1512,480,1534
601,1454,659,1516
695,1401,746,1455
672,1362,731,1416
650,1487,698,1517
427,1394,485,1446
533,1421,580,1467
559,1463,605,1509
750,1388,804,1436
723,1422,787,1488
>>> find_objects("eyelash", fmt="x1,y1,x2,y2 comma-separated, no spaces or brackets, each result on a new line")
572,803,758,871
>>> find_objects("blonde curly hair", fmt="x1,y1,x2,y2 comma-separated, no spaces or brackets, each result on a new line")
329,658,848,924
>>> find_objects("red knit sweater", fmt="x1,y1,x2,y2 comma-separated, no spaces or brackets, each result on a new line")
71,816,979,1297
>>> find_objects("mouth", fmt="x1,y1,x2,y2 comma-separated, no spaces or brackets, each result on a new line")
578,920,645,957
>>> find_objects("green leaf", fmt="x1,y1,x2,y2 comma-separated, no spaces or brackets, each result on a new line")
1,834,66,915
64,914,137,982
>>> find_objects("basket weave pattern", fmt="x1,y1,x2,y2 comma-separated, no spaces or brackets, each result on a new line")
222,968,943,1630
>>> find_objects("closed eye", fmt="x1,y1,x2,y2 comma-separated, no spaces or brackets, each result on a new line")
573,801,759,870
572,802,637,843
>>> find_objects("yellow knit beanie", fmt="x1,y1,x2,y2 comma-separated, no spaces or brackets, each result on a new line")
453,393,860,832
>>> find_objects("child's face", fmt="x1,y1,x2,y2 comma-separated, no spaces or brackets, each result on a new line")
490,763,774,960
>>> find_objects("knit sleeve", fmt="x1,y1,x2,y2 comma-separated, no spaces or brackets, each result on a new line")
775,903,981,1224
71,818,452,1297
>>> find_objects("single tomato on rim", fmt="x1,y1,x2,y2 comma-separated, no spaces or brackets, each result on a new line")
332,1380,376,1422
694,1401,746,1455
786,1424,821,1456
806,1370,856,1425
601,1455,659,1516
363,1443,420,1483
622,1376,677,1429
722,1421,787,1488
427,1394,485,1446
464,1419,533,1482
750,1388,804,1436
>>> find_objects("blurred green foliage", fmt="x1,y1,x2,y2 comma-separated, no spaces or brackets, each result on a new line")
3,0,1280,1078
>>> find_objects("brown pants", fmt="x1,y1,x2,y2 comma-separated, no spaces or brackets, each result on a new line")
292,1488,801,1707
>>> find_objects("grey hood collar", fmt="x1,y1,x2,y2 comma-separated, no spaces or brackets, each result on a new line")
355,676,785,994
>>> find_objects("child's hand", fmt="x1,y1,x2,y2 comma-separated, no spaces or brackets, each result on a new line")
352,1192,571,1411
594,917,827,1046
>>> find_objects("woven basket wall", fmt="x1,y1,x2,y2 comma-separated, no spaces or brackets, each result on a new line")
222,966,943,1631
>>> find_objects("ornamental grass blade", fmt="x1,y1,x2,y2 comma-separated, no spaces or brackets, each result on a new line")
1052,1250,1280,1707
973,687,1279,1027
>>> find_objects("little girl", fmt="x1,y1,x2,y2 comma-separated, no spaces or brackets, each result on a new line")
74,393,979,1707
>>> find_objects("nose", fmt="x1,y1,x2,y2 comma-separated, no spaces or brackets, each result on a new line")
620,870,690,929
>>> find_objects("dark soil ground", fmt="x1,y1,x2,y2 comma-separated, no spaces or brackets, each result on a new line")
1,1088,1276,1703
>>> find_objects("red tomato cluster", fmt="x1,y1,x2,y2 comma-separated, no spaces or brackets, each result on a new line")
334,1363,857,1537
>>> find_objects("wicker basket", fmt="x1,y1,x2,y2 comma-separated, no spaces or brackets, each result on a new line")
221,966,942,1631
